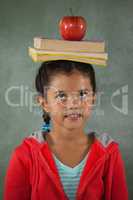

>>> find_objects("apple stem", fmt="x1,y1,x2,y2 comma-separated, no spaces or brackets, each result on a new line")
69,8,74,16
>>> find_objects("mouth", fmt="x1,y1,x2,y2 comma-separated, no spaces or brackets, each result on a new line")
64,113,82,121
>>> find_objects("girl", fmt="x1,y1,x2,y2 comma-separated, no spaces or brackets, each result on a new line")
4,60,128,200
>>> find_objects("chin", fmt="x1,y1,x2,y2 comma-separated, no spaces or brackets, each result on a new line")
63,121,84,130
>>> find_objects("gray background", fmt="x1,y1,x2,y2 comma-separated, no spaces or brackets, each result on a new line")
0,0,132,199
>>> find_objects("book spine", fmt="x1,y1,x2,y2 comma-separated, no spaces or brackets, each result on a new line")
29,47,108,60
29,53,107,67
33,37,105,53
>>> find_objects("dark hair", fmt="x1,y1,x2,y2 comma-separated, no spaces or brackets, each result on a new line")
35,60,97,125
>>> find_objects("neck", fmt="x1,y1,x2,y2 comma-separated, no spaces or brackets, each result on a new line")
46,125,90,147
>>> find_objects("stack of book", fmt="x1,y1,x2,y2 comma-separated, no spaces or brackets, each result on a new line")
28,37,108,67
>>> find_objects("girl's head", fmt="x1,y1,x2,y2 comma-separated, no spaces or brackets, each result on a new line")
35,60,97,131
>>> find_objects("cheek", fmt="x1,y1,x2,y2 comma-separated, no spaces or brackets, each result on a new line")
82,100,94,117
49,102,65,119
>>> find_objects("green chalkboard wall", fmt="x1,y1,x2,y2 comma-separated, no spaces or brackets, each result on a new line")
0,0,132,199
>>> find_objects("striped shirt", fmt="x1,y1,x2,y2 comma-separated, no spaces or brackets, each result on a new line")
52,152,89,200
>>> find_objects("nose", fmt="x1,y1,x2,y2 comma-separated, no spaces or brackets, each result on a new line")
66,93,81,108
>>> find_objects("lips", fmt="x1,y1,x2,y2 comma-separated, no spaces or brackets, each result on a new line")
64,113,82,120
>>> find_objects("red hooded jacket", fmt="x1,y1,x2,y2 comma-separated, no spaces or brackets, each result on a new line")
3,131,128,200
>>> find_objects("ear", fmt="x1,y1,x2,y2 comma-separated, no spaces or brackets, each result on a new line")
36,95,49,112
92,93,97,104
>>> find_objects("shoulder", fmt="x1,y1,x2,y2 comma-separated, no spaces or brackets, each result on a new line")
93,132,120,155
10,130,43,162
95,132,117,147
91,132,125,170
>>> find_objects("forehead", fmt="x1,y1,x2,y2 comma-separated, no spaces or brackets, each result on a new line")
48,72,92,93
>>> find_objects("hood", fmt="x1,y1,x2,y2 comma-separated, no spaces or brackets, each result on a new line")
26,130,116,149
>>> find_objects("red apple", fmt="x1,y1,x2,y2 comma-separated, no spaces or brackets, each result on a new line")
59,16,87,41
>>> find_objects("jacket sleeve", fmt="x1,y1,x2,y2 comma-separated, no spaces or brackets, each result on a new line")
111,148,128,200
103,145,129,200
3,147,31,200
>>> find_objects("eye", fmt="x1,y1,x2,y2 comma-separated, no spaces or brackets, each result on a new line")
55,92,67,101
79,90,88,99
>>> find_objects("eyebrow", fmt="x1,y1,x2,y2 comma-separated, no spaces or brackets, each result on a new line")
54,88,91,94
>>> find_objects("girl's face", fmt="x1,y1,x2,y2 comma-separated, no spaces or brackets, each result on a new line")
38,71,96,131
